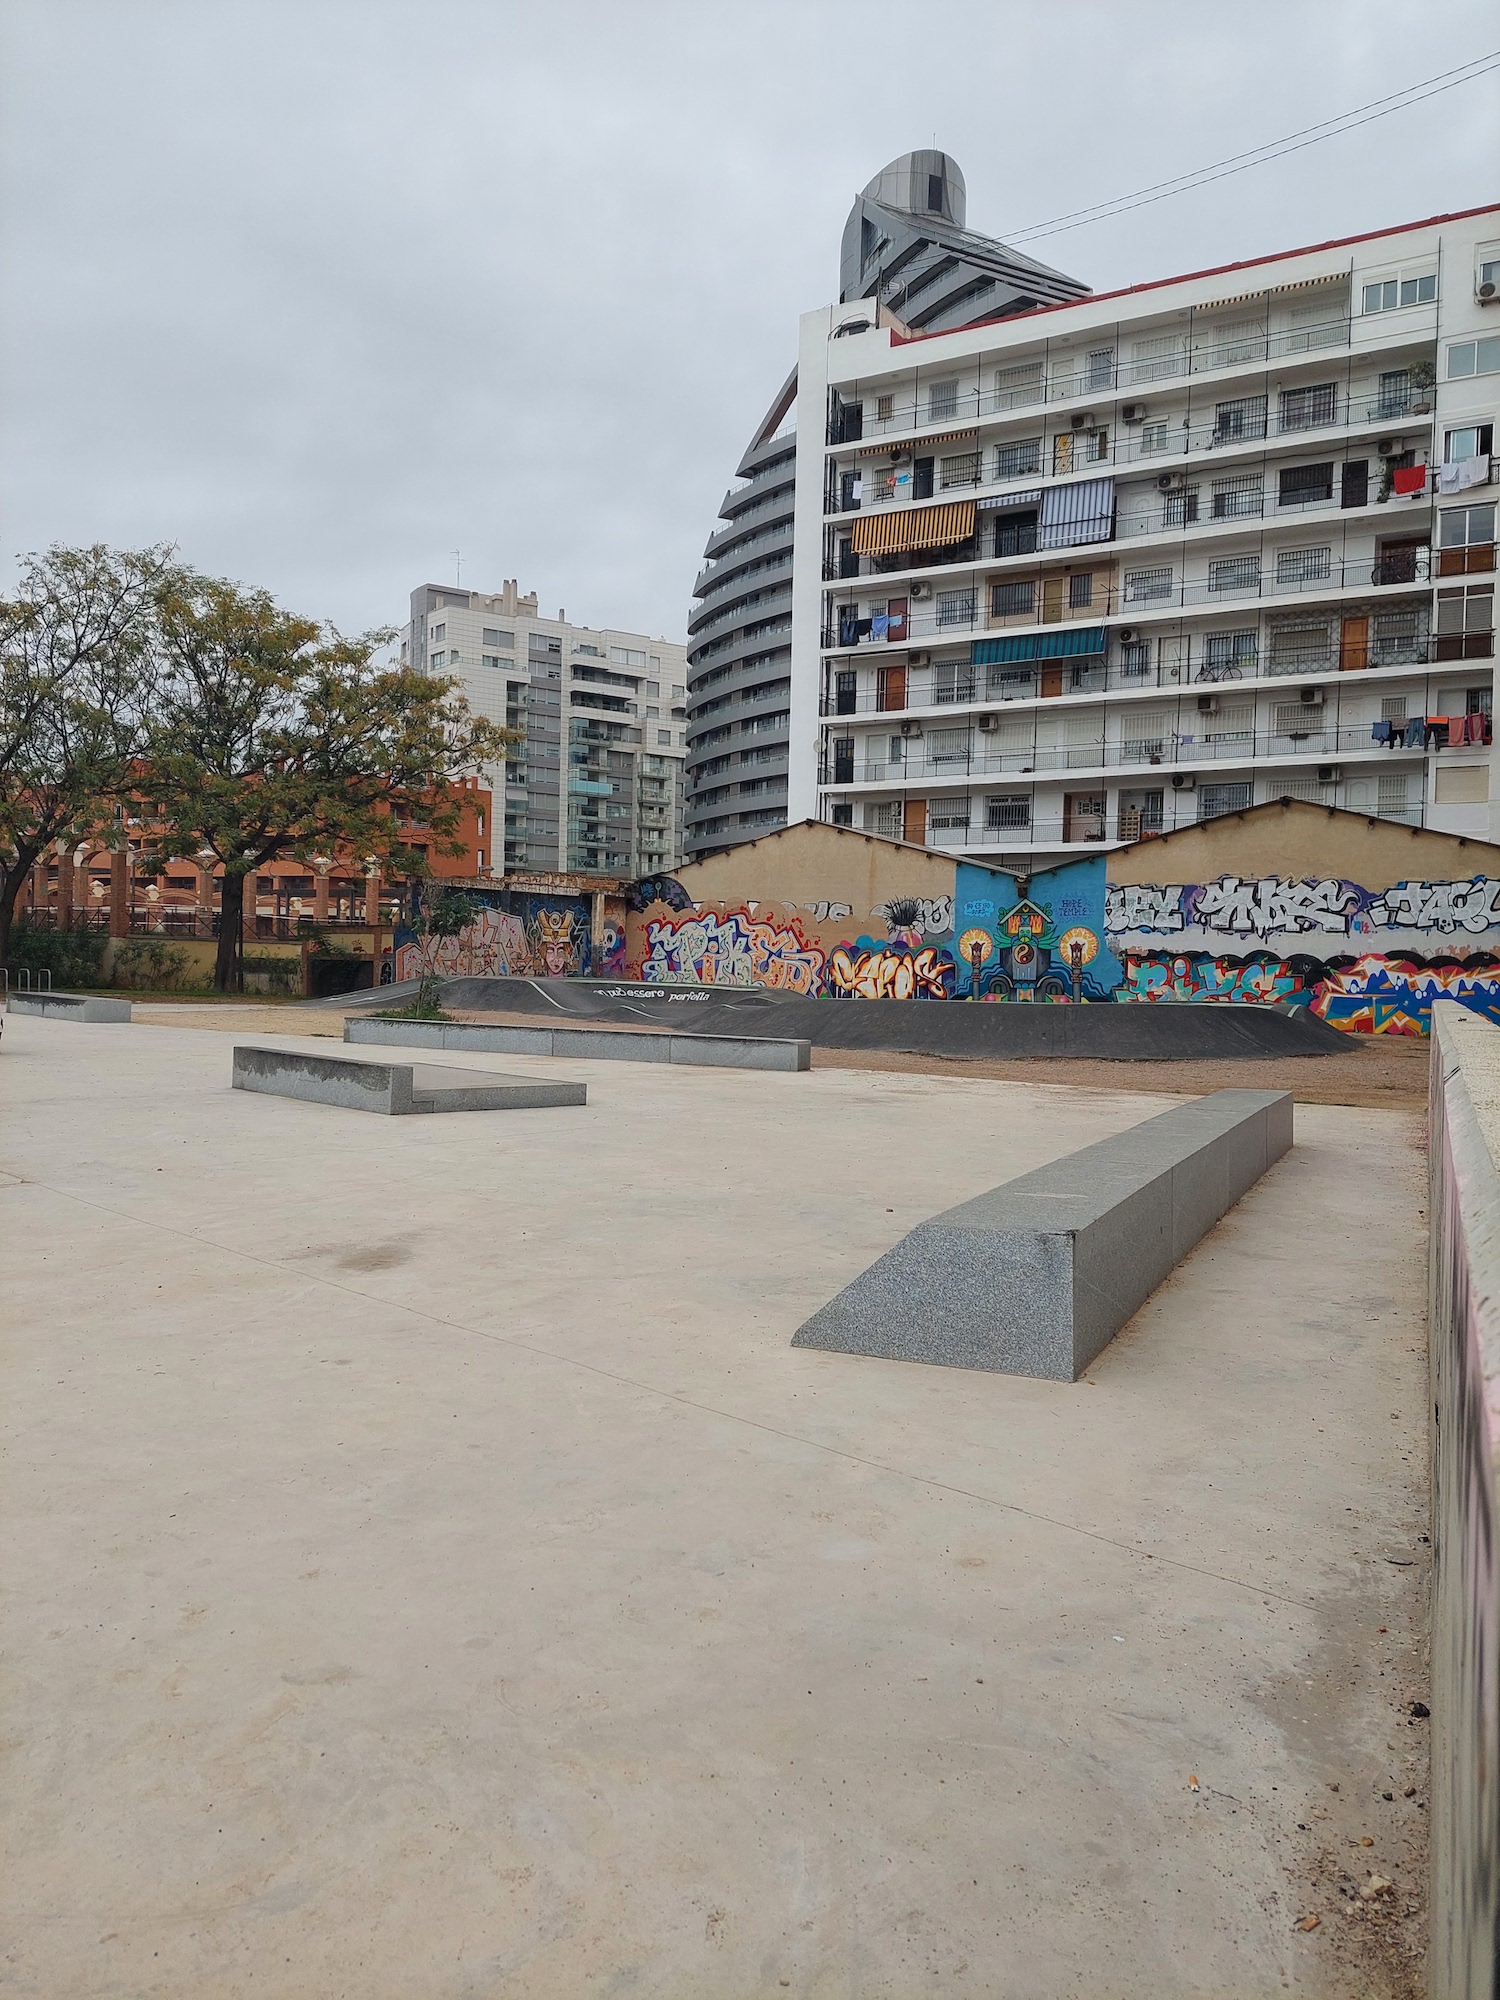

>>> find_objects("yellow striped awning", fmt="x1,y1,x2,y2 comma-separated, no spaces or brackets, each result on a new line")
855,428,977,458
850,499,976,557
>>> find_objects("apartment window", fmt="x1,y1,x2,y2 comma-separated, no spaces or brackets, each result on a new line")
986,795,1030,829
1140,420,1170,453
1381,695,1410,723
1279,382,1337,431
1213,319,1263,365
936,588,977,628
1273,699,1322,738
611,646,647,667
928,727,971,766
863,801,901,837
927,172,945,213
1122,715,1168,761
929,798,970,830
876,393,893,421
1068,573,1093,609
1164,485,1199,528
1448,336,1500,380
928,380,959,421
1276,546,1332,585
1209,555,1261,594
645,680,661,697
934,662,977,703
1202,630,1257,678
482,627,514,647
1436,584,1496,659
888,735,904,765
657,730,672,745
1129,334,1180,382
995,437,1041,480
672,685,685,699
1362,273,1436,313
1278,462,1335,509
1198,781,1254,821
1285,300,1346,351
994,360,1044,408
430,622,445,641
1119,638,1152,677
1084,428,1108,463
1440,504,1498,574
994,511,1038,557
1446,424,1495,463
1213,473,1263,519
939,451,982,490
1377,774,1411,818
481,653,514,670
987,664,1034,695
1125,565,1174,603
991,580,1036,618
1213,395,1267,442
1267,622,1333,674
1085,347,1115,390
1375,370,1412,420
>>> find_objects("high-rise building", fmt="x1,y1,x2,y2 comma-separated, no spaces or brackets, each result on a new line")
792,204,1500,855
401,581,688,877
682,152,1088,862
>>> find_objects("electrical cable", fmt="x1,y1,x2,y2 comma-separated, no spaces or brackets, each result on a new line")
999,50,1500,246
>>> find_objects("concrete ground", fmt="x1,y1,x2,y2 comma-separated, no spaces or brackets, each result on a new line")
2,1016,1429,1998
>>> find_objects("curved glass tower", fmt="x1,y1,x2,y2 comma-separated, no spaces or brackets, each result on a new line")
683,151,1090,861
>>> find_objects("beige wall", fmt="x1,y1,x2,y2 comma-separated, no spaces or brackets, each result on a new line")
1107,800,1500,892
668,819,952,914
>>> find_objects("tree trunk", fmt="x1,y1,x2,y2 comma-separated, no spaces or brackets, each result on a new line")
215,871,246,992
0,844,39,974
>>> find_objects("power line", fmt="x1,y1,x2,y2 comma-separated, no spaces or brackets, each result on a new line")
1000,51,1500,247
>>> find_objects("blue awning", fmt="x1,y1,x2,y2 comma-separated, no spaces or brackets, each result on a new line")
1038,476,1115,549
970,627,1106,666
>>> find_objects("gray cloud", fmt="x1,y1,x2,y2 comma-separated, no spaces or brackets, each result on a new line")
2,0,1496,640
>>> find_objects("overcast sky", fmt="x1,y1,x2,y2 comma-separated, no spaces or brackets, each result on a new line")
2,0,1496,646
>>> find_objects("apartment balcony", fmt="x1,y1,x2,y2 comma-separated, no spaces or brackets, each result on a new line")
828,309,1441,450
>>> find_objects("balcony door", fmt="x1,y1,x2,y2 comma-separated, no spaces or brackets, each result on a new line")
1339,617,1370,671
902,798,927,845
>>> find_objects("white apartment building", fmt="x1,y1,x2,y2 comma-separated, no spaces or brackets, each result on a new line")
790,204,1500,857
401,580,689,876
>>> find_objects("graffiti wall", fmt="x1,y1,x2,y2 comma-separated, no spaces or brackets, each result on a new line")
625,853,1116,1003
394,887,607,982
1108,872,1500,1032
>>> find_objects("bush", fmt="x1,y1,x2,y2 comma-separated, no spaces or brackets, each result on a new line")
241,952,301,995
7,920,107,989
111,937,192,990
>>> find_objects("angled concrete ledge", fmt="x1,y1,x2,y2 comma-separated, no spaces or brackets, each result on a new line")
231,1045,586,1115
793,1089,1293,1381
345,1017,810,1073
7,991,132,1023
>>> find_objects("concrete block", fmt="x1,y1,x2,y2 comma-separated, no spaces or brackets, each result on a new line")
231,1045,585,1115
344,1017,809,1072
7,991,132,1023
668,1034,811,1071
793,1089,1292,1381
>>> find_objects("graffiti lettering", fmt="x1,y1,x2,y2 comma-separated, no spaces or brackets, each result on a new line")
1105,883,1188,935
1120,955,1307,1006
801,901,853,922
827,944,954,1001
1312,955,1500,1034
1367,878,1500,936
1187,874,1363,938
642,911,826,995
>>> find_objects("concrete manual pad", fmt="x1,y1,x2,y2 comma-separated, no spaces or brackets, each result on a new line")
7,989,131,1022
0,1014,1430,1998
231,1043,584,1114
346,1014,812,1072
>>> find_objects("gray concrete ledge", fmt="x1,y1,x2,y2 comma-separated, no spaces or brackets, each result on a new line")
231,1045,585,1115
346,1016,810,1073
793,1089,1293,1381
7,991,132,1023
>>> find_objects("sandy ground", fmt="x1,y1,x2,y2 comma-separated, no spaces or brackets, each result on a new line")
134,1000,1433,1110
2,1014,1429,1997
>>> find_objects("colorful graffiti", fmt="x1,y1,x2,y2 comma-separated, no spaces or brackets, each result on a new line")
1121,955,1310,1006
1311,956,1500,1035
393,893,596,981
1107,874,1500,942
394,906,529,982
826,941,954,1000
641,910,827,994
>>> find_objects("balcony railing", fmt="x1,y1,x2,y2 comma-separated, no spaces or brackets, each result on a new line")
840,798,1428,851
820,718,1468,787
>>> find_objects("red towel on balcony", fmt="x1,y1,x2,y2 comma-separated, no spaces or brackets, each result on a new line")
1391,465,1428,495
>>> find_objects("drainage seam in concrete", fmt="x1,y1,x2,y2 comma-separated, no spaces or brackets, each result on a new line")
23,1174,1318,1613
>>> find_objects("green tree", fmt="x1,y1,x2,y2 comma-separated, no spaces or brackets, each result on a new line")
137,574,513,992
409,886,478,1012
0,544,173,972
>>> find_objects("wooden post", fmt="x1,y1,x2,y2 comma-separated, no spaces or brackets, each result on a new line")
313,863,330,922
57,849,75,930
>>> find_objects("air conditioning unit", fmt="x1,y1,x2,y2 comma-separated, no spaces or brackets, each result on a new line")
977,712,999,732
1318,764,1341,784
1171,772,1196,791
900,720,924,739
1376,438,1397,457
1156,472,1177,492
1197,694,1219,714
1071,412,1095,431
909,650,930,667
1118,627,1137,643
910,580,934,600
1299,686,1325,706
1479,279,1498,303
1121,403,1146,423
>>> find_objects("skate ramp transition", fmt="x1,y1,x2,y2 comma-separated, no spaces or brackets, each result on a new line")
363,978,1351,1061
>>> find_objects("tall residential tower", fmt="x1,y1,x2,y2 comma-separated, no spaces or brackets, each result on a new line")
682,152,1089,861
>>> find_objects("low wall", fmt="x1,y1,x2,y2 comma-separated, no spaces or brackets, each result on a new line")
7,992,131,1023
230,1045,584,1115
346,1016,811,1073
793,1089,1292,1381
1428,1001,1500,1996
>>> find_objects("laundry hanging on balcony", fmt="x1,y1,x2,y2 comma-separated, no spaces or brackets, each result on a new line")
1391,464,1429,496
1038,477,1116,550
850,499,977,557
970,627,1107,665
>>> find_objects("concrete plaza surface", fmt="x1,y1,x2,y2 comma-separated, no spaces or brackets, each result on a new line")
1,1016,1430,1998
